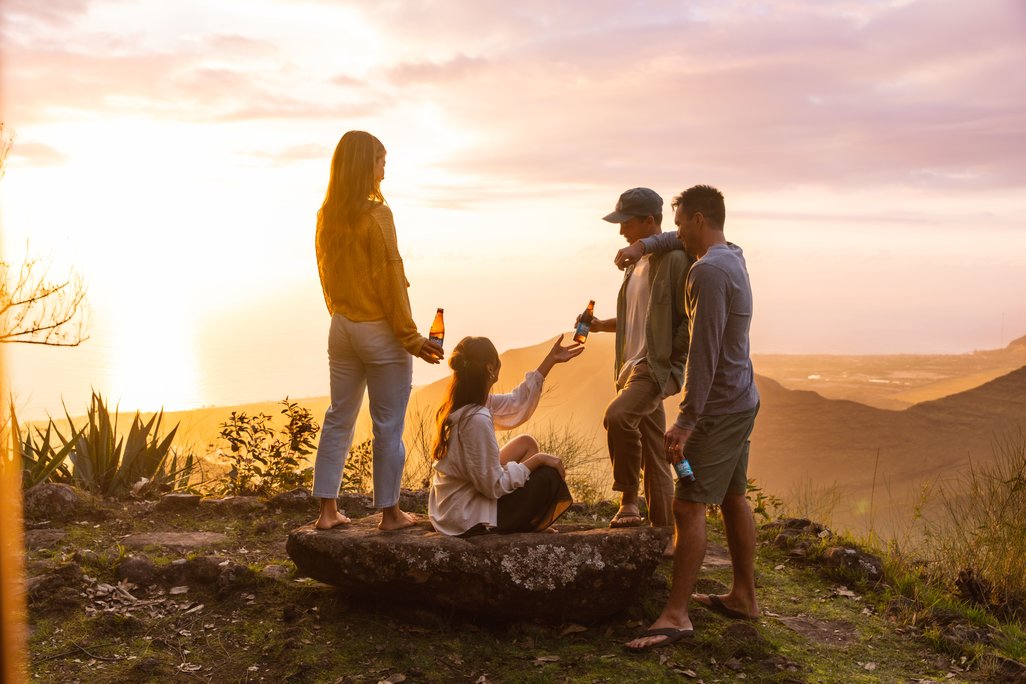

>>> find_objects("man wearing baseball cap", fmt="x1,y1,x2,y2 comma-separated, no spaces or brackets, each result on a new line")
585,188,693,555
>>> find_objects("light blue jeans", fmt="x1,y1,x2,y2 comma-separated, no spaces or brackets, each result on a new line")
311,314,413,508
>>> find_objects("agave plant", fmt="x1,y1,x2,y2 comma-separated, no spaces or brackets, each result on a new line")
10,403,77,489
64,392,182,497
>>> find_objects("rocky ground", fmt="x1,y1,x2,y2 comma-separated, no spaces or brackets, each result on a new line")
22,484,1026,683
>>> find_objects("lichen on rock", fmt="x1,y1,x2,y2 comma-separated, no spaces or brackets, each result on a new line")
500,544,606,591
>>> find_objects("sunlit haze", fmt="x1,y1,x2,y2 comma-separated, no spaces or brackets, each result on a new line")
3,0,1025,419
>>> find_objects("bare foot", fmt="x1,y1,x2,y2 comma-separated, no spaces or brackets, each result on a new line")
543,526,559,534
314,510,351,530
693,593,759,620
378,509,418,531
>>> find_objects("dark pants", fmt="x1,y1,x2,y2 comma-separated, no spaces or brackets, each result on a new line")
496,466,573,533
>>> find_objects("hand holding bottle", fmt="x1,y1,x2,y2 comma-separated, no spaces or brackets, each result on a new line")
418,339,444,363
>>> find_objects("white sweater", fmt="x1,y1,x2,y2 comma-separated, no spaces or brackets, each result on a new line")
428,371,544,536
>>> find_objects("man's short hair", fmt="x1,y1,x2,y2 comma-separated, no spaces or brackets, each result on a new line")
671,185,725,230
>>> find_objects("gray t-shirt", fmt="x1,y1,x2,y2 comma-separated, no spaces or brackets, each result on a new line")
674,243,760,428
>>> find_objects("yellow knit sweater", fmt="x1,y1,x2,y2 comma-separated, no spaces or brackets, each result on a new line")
316,203,426,355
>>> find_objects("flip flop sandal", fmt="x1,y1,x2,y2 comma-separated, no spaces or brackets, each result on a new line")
625,626,695,651
609,511,646,528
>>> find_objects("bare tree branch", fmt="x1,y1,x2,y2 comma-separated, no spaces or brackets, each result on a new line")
1,124,91,346
0,122,11,181
0,253,90,346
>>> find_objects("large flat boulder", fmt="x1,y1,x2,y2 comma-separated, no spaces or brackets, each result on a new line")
287,517,669,621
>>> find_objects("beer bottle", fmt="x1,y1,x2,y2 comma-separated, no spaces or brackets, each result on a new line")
429,308,445,349
673,458,696,484
573,300,596,344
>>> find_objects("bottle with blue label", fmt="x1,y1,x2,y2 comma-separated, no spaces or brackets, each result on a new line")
673,458,696,484
429,308,444,349
573,300,595,344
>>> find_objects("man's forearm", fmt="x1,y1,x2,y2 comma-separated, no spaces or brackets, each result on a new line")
639,231,683,255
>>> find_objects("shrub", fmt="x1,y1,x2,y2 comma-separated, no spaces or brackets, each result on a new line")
65,392,182,498
402,402,437,490
341,438,373,494
923,429,1026,620
8,404,76,488
746,479,782,521
215,398,317,496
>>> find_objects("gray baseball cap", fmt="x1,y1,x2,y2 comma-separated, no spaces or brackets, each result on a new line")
602,187,663,223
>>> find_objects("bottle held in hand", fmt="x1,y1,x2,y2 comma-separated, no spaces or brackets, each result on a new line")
573,300,596,344
429,308,445,349
673,458,696,484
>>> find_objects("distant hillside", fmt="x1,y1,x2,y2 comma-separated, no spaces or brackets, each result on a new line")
753,334,1026,409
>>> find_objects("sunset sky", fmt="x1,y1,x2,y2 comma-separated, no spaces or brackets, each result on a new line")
3,0,1025,419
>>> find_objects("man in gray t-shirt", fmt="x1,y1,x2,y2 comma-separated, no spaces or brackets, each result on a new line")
626,184,761,651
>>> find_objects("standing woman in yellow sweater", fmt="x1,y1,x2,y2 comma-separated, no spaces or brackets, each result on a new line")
313,131,444,530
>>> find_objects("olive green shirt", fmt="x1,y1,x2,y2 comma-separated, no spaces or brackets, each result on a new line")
614,235,693,397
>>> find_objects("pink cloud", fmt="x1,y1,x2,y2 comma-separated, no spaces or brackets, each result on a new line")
8,141,68,166
385,54,490,86
244,143,331,164
2,0,1022,199
367,0,1026,196
1,0,95,27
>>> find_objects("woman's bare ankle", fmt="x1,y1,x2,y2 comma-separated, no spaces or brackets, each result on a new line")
315,510,351,529
378,505,417,530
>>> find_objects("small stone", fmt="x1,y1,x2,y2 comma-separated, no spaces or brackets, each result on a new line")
117,556,161,586
199,496,265,514
157,493,202,511
169,586,189,595
823,546,884,582
267,488,313,511
261,564,291,580
27,563,85,606
186,556,224,584
122,532,227,551
25,529,67,550
23,483,94,520
216,561,257,594
72,549,100,566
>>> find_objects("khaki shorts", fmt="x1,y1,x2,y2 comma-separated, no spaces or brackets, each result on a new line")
674,404,759,505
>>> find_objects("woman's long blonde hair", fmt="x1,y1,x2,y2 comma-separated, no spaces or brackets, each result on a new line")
315,131,386,277
432,337,499,461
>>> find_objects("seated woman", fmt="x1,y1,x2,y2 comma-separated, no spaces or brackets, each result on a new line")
428,335,584,536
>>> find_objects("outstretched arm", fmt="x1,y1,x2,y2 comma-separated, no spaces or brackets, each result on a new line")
536,333,584,377
488,335,583,430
